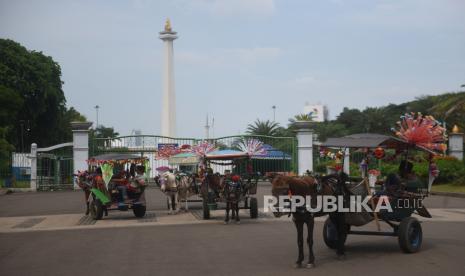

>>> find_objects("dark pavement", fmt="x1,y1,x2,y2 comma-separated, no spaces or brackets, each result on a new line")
1,221,465,276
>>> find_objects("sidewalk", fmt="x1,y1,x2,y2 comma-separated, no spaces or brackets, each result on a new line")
1,208,464,233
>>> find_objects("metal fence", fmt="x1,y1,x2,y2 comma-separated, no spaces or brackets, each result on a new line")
1,152,31,189
37,146,74,191
91,135,297,177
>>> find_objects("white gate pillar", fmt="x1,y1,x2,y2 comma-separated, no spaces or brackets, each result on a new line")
293,121,314,175
449,125,463,160
71,122,93,189
30,143,37,191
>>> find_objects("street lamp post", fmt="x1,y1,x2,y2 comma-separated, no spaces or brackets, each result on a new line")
272,105,276,122
19,120,25,152
94,105,100,129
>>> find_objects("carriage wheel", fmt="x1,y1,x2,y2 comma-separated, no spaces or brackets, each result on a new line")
398,217,422,253
133,205,146,218
323,217,348,249
90,199,104,220
249,198,258,219
202,198,210,220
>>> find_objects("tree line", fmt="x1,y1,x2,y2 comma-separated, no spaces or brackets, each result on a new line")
246,92,465,141
0,39,119,173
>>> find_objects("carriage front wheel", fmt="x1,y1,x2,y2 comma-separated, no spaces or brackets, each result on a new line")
90,198,104,220
323,217,348,249
398,217,422,253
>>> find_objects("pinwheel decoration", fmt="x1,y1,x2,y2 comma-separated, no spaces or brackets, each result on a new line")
393,112,447,152
237,139,267,156
191,141,217,157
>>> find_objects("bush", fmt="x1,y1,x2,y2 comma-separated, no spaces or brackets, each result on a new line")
433,157,465,185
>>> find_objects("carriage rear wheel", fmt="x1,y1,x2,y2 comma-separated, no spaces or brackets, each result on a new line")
398,217,422,253
90,199,104,220
323,217,348,249
133,205,146,218
249,198,258,219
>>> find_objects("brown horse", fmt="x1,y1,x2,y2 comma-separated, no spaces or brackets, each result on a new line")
270,173,348,268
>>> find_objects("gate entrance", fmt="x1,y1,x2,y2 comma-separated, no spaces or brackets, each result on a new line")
91,135,297,177
37,144,74,191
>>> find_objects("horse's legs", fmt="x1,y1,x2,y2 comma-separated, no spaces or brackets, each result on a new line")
168,194,174,214
185,195,189,212
170,194,177,213
293,215,305,266
305,214,315,267
235,202,240,224
225,202,230,224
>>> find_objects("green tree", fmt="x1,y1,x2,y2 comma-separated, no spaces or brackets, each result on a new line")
89,125,120,154
0,39,86,150
246,119,281,136
429,92,465,131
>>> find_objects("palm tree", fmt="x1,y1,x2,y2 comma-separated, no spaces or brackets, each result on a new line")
246,119,280,136
429,92,465,130
91,125,120,148
288,113,313,125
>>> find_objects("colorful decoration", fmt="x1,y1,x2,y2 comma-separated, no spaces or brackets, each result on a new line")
429,162,440,178
101,163,114,185
393,112,447,152
156,166,170,172
191,141,217,157
368,169,381,176
144,160,151,180
237,139,267,156
368,169,380,189
156,144,181,160
86,158,147,166
373,147,385,159
231,175,241,182
180,144,191,151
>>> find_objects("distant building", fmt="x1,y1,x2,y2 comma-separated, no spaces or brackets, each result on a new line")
303,104,328,122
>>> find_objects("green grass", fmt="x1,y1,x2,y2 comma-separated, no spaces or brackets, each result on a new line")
432,184,465,194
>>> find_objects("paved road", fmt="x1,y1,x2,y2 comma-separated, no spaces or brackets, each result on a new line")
1,221,465,276
1,184,465,275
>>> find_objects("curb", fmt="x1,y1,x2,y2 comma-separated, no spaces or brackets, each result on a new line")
431,191,465,198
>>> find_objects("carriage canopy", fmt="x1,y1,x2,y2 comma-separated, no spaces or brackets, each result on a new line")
321,133,437,154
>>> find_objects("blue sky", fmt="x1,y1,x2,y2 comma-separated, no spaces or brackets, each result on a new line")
1,0,464,138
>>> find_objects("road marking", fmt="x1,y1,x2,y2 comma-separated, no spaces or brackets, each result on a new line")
0,208,464,233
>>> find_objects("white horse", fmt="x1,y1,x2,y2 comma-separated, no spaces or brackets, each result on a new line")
160,171,178,214
176,173,195,212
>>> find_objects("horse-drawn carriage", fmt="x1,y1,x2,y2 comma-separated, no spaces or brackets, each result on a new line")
200,149,260,221
76,153,149,220
319,131,442,253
